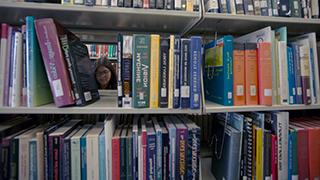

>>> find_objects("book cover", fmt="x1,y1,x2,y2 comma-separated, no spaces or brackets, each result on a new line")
120,126,127,180
146,121,156,180
117,34,123,107
244,43,258,105
180,39,191,108
257,42,272,105
0,23,8,106
34,18,75,107
152,118,163,180
204,36,234,106
122,36,133,108
190,36,202,109
11,31,23,107
173,36,181,109
132,34,150,108
150,34,160,109
287,46,296,104
168,35,175,109
159,37,170,108
112,127,122,180
163,117,176,180
233,43,245,106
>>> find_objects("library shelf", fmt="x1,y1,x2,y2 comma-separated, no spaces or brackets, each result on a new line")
204,100,320,114
0,1,201,34
0,97,201,114
193,13,320,35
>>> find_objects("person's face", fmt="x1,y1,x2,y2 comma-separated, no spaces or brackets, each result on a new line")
96,66,111,88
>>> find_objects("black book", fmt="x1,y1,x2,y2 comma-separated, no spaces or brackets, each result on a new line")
263,130,272,179
120,126,127,180
57,22,100,106
124,0,133,7
278,0,291,16
117,34,123,107
156,0,165,8
159,38,170,108
150,0,156,8
165,0,174,9
133,0,143,7
118,0,124,6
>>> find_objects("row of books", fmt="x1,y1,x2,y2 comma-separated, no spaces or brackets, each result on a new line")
204,0,320,18
117,34,202,109
0,114,201,180
86,43,117,60
0,17,101,108
204,26,320,106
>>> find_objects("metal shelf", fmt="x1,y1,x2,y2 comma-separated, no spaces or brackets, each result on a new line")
0,97,201,114
204,100,320,114
192,13,320,35
0,1,201,34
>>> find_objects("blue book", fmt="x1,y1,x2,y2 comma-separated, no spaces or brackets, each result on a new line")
288,130,293,180
99,130,106,180
163,117,176,180
29,138,37,180
63,127,80,180
180,39,191,108
81,131,88,180
152,118,163,180
159,122,169,180
173,36,181,109
287,46,296,104
310,48,317,104
291,44,303,104
146,121,156,180
190,36,202,109
204,36,234,106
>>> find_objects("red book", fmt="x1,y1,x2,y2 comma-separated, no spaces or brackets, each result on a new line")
233,43,245,106
257,42,272,106
0,23,8,106
141,121,147,180
244,43,258,105
271,134,277,180
34,18,74,107
112,127,122,180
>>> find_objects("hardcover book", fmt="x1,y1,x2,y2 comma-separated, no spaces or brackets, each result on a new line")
287,46,296,104
117,34,123,107
244,43,258,105
163,117,176,180
150,35,160,109
132,34,150,108
233,43,245,106
173,36,181,109
152,118,163,180
291,44,303,104
112,126,122,180
290,0,302,17
0,23,8,106
180,39,191,108
122,36,133,108
146,121,156,180
120,126,127,180
34,18,75,107
168,35,175,109
159,37,170,108
278,0,291,16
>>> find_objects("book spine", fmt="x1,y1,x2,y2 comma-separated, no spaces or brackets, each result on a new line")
165,0,174,9
81,137,87,180
252,0,261,14
147,133,156,180
127,135,133,180
120,136,126,180
297,130,309,180
244,43,258,105
132,34,150,108
150,35,160,109
35,19,74,107
155,129,162,180
190,36,202,109
11,31,23,107
223,36,234,106
124,0,133,7
99,134,106,180
260,0,269,15
3,26,12,106
287,46,296,104
63,138,71,180
243,0,255,14
263,132,271,179
218,0,228,12
168,35,175,109
162,131,169,180
9,138,19,180
71,139,81,180
0,23,8,107
278,0,290,16
29,140,37,180
159,38,170,108
175,0,182,9
205,0,219,12
176,128,187,179
299,44,311,104
19,138,29,180
133,0,143,8
292,44,303,104
246,118,253,180
186,127,200,180
122,36,133,108
309,48,317,104
193,0,199,10
142,131,147,180
290,0,302,17
21,25,27,107
117,35,123,107
256,129,263,180
277,113,289,180
271,135,277,180
180,39,190,108
74,0,84,4
235,0,245,13
118,0,124,6
156,0,164,8
8,29,16,107
271,0,278,15
1,143,10,179
169,127,176,180
233,43,245,106
53,137,60,180
291,130,298,179
85,0,96,5
149,0,156,8
173,37,181,109
288,132,293,180
186,0,193,11
132,131,138,180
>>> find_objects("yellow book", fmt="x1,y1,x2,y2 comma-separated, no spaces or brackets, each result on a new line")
186,0,194,12
149,35,160,108
168,35,175,109
255,127,263,180
61,0,73,5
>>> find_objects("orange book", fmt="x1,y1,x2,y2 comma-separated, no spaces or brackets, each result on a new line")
244,43,258,105
233,43,245,106
257,42,272,106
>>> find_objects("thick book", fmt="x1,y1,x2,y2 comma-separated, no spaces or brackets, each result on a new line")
150,34,160,109
233,43,245,106
159,37,170,108
180,39,191,108
0,23,8,106
132,34,150,108
152,118,163,180
189,36,202,109
204,36,234,106
291,44,303,104
146,121,156,180
173,36,181,109
34,18,75,107
112,126,122,180
122,36,133,108
120,126,127,180
168,35,174,109
244,43,258,105
163,117,177,180
25,17,52,107
257,42,272,105
287,46,296,104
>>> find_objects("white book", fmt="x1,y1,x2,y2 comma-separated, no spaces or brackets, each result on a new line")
104,115,117,180
11,32,23,107
291,33,320,105
96,0,102,5
175,0,182,9
102,0,108,5
311,0,319,17
278,41,289,105
276,112,289,180
235,26,272,43
86,124,104,180
71,124,92,180
111,0,117,6
230,0,236,14
0,25,8,107
271,30,279,105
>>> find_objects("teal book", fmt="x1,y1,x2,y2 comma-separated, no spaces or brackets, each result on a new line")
132,34,150,108
25,16,52,107
29,138,37,180
204,35,234,106
99,130,106,180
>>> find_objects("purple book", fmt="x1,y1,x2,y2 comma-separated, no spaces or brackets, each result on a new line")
172,117,187,180
34,18,75,107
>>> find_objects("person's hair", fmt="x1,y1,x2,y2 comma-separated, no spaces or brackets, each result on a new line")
95,58,117,89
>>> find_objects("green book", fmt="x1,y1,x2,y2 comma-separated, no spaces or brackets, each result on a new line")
9,137,19,180
132,34,150,108
289,0,302,17
26,16,52,107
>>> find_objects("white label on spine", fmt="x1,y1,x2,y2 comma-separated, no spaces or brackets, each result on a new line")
293,1,299,9
161,88,167,97
281,5,287,11
297,87,302,95
228,92,232,99
290,96,294,104
181,86,190,98
221,0,226,4
236,85,244,96
292,88,296,95
194,94,199,102
118,86,123,96
292,175,298,180
250,85,257,96
260,0,267,7
254,1,260,7
52,79,64,97
264,89,272,96
139,92,144,100
236,0,242,4
84,92,92,101
273,9,278,15
248,5,254,10
307,89,311,97
174,89,179,97
74,0,84,4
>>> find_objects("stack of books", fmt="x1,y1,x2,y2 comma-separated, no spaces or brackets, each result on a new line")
204,26,319,106
117,34,203,109
86,43,117,60
205,0,320,19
